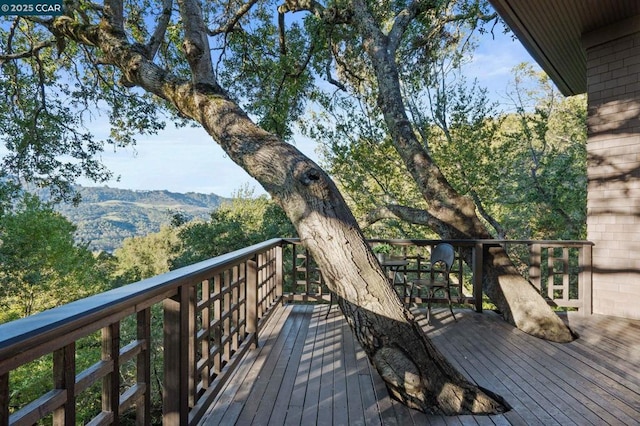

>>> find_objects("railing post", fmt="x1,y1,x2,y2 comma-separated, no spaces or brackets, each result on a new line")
163,286,192,426
581,244,593,316
137,308,152,425
247,257,259,348
103,323,120,425
473,242,483,313
530,243,542,292
276,245,283,301
0,373,7,426
53,343,75,425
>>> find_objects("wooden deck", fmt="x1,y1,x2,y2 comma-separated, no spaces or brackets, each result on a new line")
199,304,640,425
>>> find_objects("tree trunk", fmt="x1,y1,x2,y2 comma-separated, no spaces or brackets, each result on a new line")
163,59,510,417
48,9,509,414
351,0,574,343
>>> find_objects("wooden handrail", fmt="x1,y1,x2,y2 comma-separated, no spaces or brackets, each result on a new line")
0,238,283,362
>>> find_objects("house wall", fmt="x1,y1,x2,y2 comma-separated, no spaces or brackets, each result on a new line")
584,16,640,319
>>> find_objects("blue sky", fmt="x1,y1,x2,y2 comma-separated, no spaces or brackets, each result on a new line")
77,29,537,198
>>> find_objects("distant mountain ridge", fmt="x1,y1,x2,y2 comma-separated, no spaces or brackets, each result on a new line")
53,185,225,253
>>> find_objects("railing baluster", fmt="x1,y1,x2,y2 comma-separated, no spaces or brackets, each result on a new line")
257,253,264,318
562,247,570,303
473,243,484,313
186,285,196,410
213,273,222,376
103,322,120,424
0,373,8,426
163,289,189,426
276,245,283,301
232,265,239,353
547,247,555,300
137,308,151,426
530,243,542,292
53,342,75,425
247,257,259,349
223,271,231,362
581,244,593,315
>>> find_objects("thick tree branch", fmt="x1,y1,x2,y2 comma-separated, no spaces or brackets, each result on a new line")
103,0,125,34
388,0,437,54
466,186,506,238
277,0,352,24
362,203,437,229
352,0,480,238
350,0,574,344
325,51,347,91
176,0,216,87
146,0,173,59
327,34,365,87
277,0,325,19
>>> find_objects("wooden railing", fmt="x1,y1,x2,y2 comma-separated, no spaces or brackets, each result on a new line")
285,239,594,314
0,239,283,426
0,238,592,425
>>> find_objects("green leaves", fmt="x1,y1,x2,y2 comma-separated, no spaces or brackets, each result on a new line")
174,189,296,267
491,65,587,239
216,10,315,140
0,13,167,201
0,192,109,322
112,224,182,282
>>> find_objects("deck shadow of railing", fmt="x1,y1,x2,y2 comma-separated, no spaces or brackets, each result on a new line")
0,238,593,425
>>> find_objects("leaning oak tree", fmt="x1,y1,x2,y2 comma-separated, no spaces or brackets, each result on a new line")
0,0,559,414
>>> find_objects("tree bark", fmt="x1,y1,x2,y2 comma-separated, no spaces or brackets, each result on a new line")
45,4,509,414
351,0,574,343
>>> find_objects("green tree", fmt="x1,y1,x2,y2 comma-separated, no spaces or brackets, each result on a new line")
112,224,182,282
304,4,578,345
490,65,587,239
0,193,108,322
356,63,587,242
110,188,295,279
174,188,296,267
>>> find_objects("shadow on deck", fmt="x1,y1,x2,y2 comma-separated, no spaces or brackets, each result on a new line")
200,305,640,426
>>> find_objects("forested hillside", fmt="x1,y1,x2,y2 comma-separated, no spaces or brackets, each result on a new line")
51,186,225,252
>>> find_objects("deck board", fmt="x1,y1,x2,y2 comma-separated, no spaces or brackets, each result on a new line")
461,319,585,425
200,305,640,426
483,317,635,425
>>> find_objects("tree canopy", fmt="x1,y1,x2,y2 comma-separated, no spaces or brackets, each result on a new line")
320,63,587,241
0,192,109,321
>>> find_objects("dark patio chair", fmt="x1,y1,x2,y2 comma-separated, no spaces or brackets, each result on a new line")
411,243,456,324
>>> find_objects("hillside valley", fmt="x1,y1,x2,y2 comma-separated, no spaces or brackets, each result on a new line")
52,186,225,252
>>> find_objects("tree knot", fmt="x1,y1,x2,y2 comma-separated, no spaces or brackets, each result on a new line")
300,168,321,185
